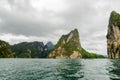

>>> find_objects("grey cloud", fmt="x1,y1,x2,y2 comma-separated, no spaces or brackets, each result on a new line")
0,0,120,55
0,0,68,37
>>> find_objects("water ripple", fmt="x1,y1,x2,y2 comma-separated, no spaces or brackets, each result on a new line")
0,59,120,80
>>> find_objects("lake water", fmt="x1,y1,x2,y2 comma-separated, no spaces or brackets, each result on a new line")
0,59,120,80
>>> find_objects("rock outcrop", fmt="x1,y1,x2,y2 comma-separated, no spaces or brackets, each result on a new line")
0,40,13,58
48,29,82,58
107,11,120,58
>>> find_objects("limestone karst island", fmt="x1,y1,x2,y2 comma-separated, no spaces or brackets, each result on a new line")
107,11,120,59
1,11,120,59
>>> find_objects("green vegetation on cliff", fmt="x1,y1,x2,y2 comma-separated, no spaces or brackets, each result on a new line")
0,40,13,58
80,48,105,58
11,42,38,58
109,11,120,27
11,41,54,58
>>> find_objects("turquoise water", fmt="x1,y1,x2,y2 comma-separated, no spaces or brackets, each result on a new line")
0,59,120,80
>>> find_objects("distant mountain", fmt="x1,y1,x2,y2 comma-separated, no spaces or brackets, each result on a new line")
11,41,54,58
107,11,120,58
48,28,104,58
0,40,13,58
46,41,54,51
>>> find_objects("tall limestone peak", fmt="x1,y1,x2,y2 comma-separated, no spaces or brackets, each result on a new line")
48,28,82,58
0,40,13,58
59,28,81,49
107,11,120,58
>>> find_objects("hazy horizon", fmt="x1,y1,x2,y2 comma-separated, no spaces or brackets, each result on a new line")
0,0,120,55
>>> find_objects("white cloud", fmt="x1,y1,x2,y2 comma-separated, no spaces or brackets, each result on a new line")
0,33,57,45
0,33,28,44
0,0,12,11
31,0,68,12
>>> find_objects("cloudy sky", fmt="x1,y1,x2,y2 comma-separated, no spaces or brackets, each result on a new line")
0,0,120,55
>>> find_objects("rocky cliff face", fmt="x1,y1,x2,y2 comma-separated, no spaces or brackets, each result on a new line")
0,40,13,58
107,11,120,58
48,29,82,59
11,41,54,58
